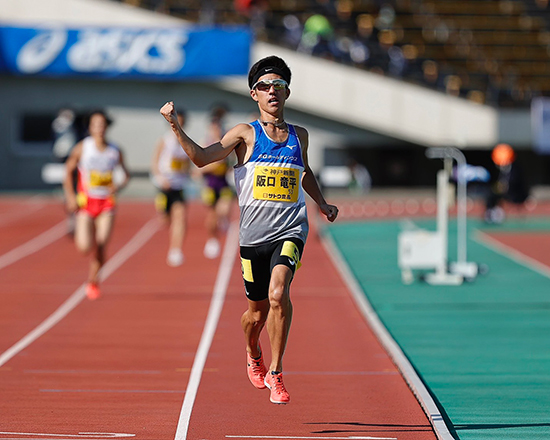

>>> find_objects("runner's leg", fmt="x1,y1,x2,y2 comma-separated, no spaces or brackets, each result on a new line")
169,201,185,251
241,298,269,358
91,211,115,284
74,211,94,254
215,195,232,232
266,264,293,372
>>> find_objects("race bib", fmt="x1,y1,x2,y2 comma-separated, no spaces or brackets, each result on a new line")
253,166,300,202
89,170,113,187
171,157,187,172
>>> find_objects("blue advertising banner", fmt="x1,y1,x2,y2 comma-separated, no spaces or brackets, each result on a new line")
0,24,251,79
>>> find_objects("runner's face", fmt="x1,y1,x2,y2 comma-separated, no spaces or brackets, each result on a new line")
89,114,108,138
250,74,290,112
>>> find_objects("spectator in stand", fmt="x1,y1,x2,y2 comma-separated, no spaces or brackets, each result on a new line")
444,75,462,97
312,0,337,17
235,0,268,38
422,60,442,89
299,13,338,59
282,14,303,49
334,0,356,34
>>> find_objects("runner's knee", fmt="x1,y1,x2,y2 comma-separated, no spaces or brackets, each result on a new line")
249,308,268,326
269,284,288,308
76,240,92,254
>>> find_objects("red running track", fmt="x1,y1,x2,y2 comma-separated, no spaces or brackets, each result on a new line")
0,196,437,440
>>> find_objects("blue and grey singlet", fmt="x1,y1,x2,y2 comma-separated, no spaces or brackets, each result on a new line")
234,120,309,247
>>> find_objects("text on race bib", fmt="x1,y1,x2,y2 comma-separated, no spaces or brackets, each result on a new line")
171,158,188,172
253,166,300,203
89,170,113,187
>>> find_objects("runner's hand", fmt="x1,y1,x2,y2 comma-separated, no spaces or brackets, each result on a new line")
320,203,338,222
65,196,78,213
160,102,178,125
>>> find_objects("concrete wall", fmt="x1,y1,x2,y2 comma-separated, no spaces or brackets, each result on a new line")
0,74,410,190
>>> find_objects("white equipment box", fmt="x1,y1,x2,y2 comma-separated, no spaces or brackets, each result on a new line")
398,230,444,270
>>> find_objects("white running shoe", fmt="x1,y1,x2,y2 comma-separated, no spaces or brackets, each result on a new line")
167,248,184,267
204,238,220,259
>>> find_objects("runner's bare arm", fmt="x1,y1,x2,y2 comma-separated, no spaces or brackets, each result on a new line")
160,101,249,167
151,138,170,190
63,142,83,213
296,126,339,223
113,149,131,194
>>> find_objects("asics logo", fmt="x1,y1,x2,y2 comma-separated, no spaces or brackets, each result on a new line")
17,28,68,74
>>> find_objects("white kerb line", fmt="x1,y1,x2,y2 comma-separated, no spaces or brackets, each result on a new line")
474,230,550,279
0,218,160,368
226,436,397,440
173,221,240,440
0,220,67,271
320,232,455,440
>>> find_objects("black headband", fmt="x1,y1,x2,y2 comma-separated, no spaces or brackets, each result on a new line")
250,66,290,89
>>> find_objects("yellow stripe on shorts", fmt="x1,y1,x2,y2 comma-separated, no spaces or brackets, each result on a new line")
280,241,302,269
201,187,216,206
155,193,168,212
241,257,254,282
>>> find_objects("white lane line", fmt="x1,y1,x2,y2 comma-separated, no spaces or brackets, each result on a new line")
24,370,162,374
320,233,454,440
0,433,134,438
475,230,550,279
40,389,185,393
0,219,159,368
0,220,67,271
225,436,397,440
173,221,239,440
0,197,45,227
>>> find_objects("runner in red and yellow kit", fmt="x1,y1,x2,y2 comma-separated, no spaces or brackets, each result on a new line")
63,110,130,300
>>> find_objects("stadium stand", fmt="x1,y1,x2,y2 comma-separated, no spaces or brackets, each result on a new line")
116,0,550,108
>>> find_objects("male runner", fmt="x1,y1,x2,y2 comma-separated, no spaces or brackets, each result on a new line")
63,110,130,300
199,104,234,259
152,109,191,266
160,55,338,404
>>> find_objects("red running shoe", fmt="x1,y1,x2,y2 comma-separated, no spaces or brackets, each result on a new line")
86,283,101,300
264,371,290,404
246,347,267,389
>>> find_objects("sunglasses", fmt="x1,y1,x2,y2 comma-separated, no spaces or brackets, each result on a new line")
252,78,288,91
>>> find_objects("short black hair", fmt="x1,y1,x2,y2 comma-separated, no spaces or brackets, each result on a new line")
210,103,229,121
87,109,113,127
248,56,291,89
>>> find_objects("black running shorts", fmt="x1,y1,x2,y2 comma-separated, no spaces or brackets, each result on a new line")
155,189,185,214
240,237,304,302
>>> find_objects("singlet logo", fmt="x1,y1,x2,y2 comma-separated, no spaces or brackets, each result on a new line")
258,153,298,162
